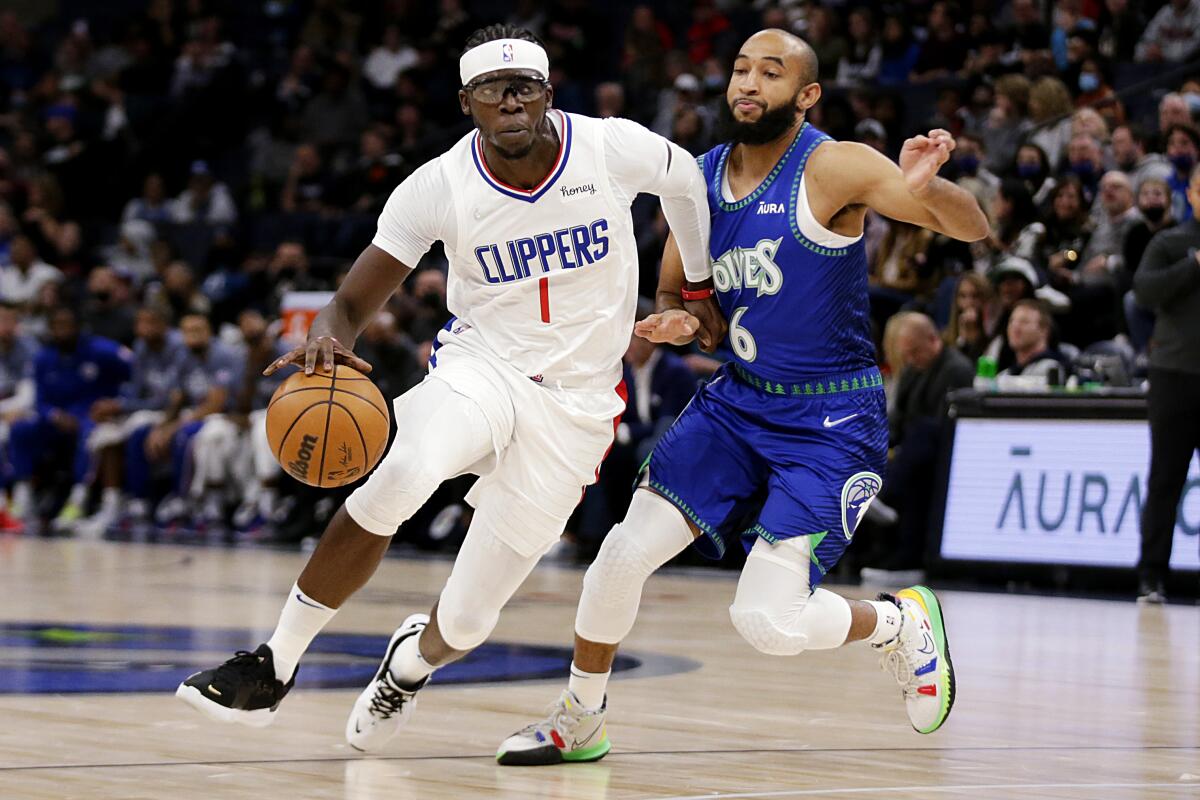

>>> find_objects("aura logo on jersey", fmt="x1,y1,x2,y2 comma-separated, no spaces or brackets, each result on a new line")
0,623,702,694
711,237,784,297
841,471,882,539
474,218,610,284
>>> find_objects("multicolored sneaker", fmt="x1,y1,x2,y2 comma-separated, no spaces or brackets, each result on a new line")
875,586,956,734
344,613,429,752
496,690,611,766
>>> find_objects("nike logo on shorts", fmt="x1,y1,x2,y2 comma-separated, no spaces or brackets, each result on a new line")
822,413,860,428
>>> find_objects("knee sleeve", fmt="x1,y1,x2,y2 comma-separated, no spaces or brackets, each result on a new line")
574,489,693,645
729,538,852,656
435,508,545,651
346,379,494,536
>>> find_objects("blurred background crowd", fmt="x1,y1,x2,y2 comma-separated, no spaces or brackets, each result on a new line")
0,0,1197,577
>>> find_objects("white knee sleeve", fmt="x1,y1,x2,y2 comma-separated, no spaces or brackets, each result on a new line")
729,537,852,656
346,378,495,536
435,508,547,651
574,489,694,645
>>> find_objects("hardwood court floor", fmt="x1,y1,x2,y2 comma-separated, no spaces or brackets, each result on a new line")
1,537,1198,799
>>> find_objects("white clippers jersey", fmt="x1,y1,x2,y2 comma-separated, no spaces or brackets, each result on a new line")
372,110,707,403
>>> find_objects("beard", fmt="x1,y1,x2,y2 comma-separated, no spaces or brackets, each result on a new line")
717,94,801,145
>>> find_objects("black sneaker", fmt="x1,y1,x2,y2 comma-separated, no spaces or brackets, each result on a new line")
175,644,295,727
1136,579,1166,605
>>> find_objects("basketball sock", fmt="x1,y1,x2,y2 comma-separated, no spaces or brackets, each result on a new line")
265,582,336,682
65,483,87,509
100,487,121,513
865,599,903,646
388,632,435,688
568,662,610,710
11,481,32,515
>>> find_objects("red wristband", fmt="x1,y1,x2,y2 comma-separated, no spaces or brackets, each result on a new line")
680,286,714,301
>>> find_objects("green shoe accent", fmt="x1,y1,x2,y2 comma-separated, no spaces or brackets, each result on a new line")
898,585,956,734
561,736,611,762
55,502,84,523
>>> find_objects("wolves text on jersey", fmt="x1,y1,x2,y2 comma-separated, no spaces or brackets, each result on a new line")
474,218,610,284
711,237,784,297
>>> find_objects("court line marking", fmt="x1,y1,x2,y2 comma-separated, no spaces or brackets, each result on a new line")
2,744,1197,773
650,782,1198,800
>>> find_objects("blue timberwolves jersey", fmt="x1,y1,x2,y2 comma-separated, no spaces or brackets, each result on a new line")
699,122,875,381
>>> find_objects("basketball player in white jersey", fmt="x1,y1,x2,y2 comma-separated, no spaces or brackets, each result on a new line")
175,25,721,750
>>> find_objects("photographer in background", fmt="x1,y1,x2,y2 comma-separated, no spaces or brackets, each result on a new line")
1133,163,1200,604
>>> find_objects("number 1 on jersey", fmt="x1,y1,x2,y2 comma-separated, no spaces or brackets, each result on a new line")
539,277,550,323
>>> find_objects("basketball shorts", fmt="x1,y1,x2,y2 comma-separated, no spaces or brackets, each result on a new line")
349,323,626,557
644,362,888,587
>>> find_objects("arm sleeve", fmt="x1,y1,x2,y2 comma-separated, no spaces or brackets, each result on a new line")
1133,237,1200,310
603,117,712,282
371,159,453,268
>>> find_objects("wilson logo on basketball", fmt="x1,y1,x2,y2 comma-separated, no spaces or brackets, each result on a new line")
288,434,320,479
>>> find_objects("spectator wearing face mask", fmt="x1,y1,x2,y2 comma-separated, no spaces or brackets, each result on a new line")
1111,123,1173,190
953,133,1000,210
1123,177,1177,353
1014,143,1057,207
1163,123,1199,222
1065,133,1105,206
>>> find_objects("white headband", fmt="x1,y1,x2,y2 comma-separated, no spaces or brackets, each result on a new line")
459,38,549,86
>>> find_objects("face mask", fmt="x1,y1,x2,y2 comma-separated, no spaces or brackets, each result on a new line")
956,155,980,176
1141,205,1166,223
1117,155,1138,172
1070,160,1097,181
1078,73,1100,93
703,74,724,91
1169,153,1196,174
91,290,112,304
1017,163,1041,179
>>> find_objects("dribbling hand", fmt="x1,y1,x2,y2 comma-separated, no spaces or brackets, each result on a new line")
264,335,373,377
900,129,955,194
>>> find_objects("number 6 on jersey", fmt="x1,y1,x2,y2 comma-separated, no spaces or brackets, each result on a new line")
730,306,757,361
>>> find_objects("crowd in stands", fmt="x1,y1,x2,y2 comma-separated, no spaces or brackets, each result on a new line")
0,0,1197,572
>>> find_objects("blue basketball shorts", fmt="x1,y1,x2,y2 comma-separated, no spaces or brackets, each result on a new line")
643,362,889,587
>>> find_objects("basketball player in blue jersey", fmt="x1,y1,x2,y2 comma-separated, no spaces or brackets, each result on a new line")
499,28,989,766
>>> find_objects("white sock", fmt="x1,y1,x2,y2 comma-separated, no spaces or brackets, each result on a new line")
66,483,87,508
568,661,610,710
388,632,436,688
265,582,336,682
100,487,121,512
257,486,276,516
12,482,32,514
866,599,903,646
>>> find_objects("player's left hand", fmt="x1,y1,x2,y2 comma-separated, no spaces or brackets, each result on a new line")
900,129,955,194
635,309,700,345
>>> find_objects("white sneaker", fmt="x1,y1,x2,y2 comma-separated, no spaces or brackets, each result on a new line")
496,689,611,766
344,614,429,752
875,586,956,734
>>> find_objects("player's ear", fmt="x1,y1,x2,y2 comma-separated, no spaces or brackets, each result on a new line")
797,82,821,113
543,84,554,110
458,89,471,116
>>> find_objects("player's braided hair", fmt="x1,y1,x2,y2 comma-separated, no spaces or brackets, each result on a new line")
461,24,543,56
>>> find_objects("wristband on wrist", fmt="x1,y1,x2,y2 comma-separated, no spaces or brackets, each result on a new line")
680,286,714,301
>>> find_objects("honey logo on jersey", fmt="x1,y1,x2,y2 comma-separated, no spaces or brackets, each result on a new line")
711,237,784,297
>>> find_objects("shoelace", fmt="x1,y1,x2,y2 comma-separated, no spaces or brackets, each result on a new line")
212,650,268,687
514,694,585,740
879,647,923,695
367,682,410,720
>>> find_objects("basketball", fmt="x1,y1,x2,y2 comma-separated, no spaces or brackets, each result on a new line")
266,364,390,488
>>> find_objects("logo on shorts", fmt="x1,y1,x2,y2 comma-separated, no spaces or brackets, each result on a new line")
841,471,882,539
501,43,514,62
288,433,319,479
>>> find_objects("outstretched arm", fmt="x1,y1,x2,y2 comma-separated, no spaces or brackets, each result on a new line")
809,130,989,243
635,232,726,352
